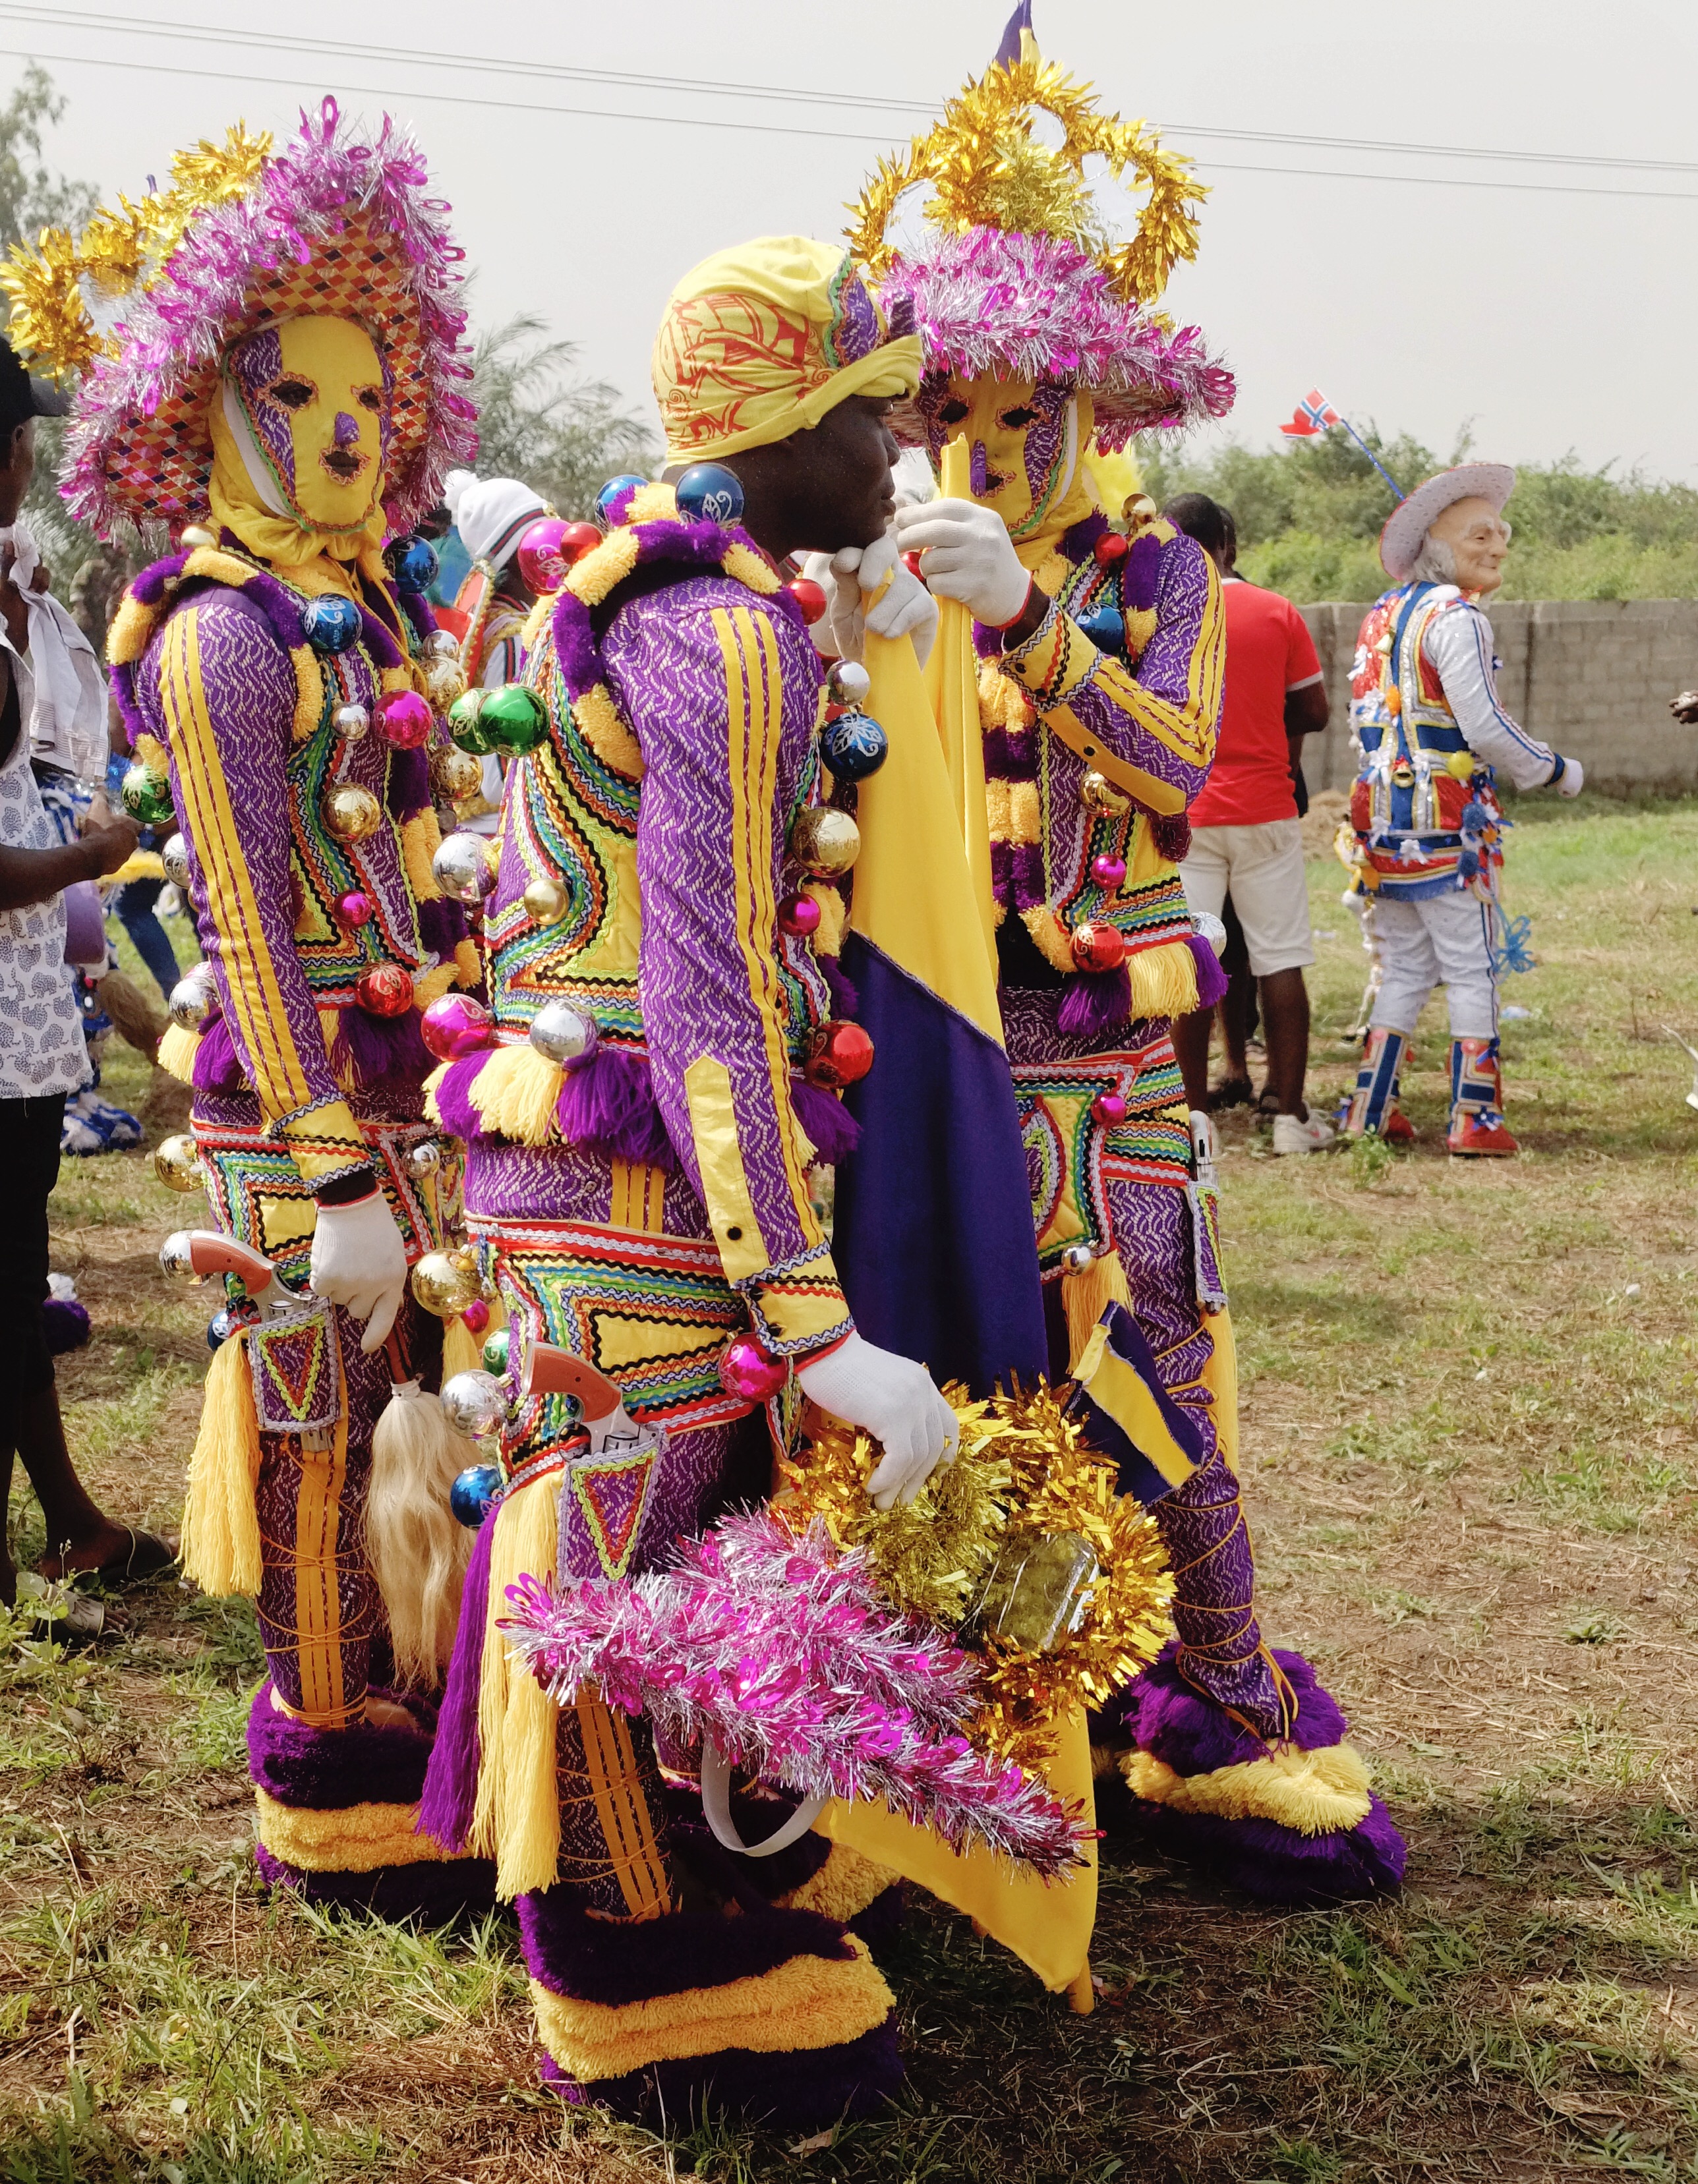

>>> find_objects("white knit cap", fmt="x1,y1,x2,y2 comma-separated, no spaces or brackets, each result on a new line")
444,471,551,569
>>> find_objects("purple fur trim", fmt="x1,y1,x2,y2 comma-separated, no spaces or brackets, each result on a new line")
792,1079,861,1165
1057,965,1132,1039
972,618,1003,660
353,598,406,672
548,2018,903,2130
190,1012,245,1093
1124,531,1163,614
819,954,859,1019
387,743,430,820
556,1044,678,1169
1117,1789,1407,1908
1117,1644,1351,1774
417,1510,496,1853
428,1050,485,1141
552,589,599,699
131,553,189,606
41,1297,91,1354
990,840,1012,899
1010,842,1045,911
982,726,1037,781
109,660,148,751
400,592,436,645
1188,931,1229,1010
519,1885,854,2006
1150,810,1192,863
630,517,730,567
330,1002,432,1093
417,894,467,960
255,1840,497,1921
768,583,808,634
247,1680,438,1810
1063,511,1109,561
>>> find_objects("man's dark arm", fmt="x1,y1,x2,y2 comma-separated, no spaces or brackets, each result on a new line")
0,817,139,912
1284,680,1330,737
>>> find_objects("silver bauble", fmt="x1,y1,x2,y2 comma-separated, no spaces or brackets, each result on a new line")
424,630,460,662
440,1369,509,1440
825,658,871,708
161,832,190,888
432,831,498,905
333,703,370,741
528,1000,600,1070
1060,1242,1096,1275
159,1231,197,1280
167,973,214,1029
404,1137,444,1180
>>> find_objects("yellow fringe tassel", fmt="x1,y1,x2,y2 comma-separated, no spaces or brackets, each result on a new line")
804,882,846,958
441,1300,502,1384
469,1466,563,1897
400,810,442,907
1061,1248,1133,1375
464,1043,564,1146
179,1331,263,1598
1126,937,1202,1021
1120,1741,1374,1837
156,1021,202,1084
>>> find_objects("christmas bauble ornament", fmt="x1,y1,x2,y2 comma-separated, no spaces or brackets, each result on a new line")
380,689,432,749
404,1136,444,1179
825,658,871,709
1080,770,1126,815
901,550,924,580
523,875,568,926
481,683,548,755
432,830,498,904
529,999,600,1070
430,744,484,803
1061,1242,1096,1275
411,1251,480,1319
426,659,467,709
516,517,570,594
1091,853,1127,892
332,701,369,741
179,524,216,550
789,805,860,877
337,890,373,926
778,892,822,938
386,534,439,592
1070,921,1127,974
482,1328,512,1377
303,594,361,654
461,1296,491,1336
560,521,602,565
785,576,828,625
805,1020,875,1089
451,1462,504,1528
820,710,889,784
719,1335,788,1404
673,463,746,526
1192,909,1227,956
1092,1092,1128,1128
440,1369,507,1438
207,1306,239,1351
595,474,649,529
121,764,173,826
322,783,384,840
356,963,414,1017
448,689,495,755
159,1232,196,1280
1078,605,1126,653
420,991,494,1062
425,630,459,663
154,1134,204,1190
167,972,214,1029
1093,531,1131,567
161,832,190,888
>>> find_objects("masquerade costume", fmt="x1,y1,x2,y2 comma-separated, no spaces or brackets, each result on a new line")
6,104,496,1912
418,239,927,2125
846,10,1405,1905
1344,466,1579,1156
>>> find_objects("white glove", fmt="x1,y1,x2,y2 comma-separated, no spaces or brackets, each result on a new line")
1556,754,1584,797
309,1191,409,1353
796,1331,960,1510
893,498,1031,629
800,536,939,669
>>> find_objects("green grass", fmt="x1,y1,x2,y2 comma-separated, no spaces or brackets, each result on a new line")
6,803,1698,2177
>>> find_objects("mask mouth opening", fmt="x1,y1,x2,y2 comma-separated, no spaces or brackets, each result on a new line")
320,445,370,485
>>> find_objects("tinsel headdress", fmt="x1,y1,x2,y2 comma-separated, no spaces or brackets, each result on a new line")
844,11,1234,448
0,98,476,537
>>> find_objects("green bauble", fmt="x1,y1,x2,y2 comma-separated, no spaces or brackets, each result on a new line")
120,763,173,826
480,683,548,755
448,688,496,756
481,1328,511,1377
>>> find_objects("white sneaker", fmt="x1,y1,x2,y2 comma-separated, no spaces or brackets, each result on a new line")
1272,1111,1336,1156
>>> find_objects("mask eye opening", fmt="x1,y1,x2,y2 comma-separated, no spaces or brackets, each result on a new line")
1000,405,1038,429
940,398,969,426
268,376,315,411
355,386,384,415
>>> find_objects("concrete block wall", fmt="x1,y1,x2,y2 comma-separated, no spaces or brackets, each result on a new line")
1297,600,1698,794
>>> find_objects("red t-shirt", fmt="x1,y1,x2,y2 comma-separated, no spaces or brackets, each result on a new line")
1188,578,1324,828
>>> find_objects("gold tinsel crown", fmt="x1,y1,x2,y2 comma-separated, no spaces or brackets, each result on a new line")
844,28,1205,308
0,125,272,378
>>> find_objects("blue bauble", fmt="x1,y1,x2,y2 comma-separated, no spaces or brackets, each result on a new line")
594,474,649,530
207,1306,238,1351
672,463,745,527
820,708,890,784
302,594,361,655
386,534,439,593
450,1462,504,1530
1077,605,1127,653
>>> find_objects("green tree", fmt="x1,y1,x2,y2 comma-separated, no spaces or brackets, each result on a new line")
468,313,655,521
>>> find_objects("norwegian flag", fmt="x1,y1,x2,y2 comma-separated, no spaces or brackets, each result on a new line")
1280,389,1343,439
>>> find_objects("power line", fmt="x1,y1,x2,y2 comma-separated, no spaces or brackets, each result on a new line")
8,28,1698,203
9,3,1698,180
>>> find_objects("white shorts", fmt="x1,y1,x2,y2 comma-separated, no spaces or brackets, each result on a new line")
1181,819,1314,977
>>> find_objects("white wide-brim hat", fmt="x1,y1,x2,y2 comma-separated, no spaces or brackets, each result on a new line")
1380,463,1516,582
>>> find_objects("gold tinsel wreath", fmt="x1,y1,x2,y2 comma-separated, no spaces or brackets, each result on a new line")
0,125,272,380
780,1381,1175,1777
844,51,1206,307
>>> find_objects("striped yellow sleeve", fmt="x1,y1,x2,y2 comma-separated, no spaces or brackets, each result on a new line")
279,1099,369,1185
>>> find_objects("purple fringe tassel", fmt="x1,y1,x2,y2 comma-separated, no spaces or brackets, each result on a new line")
1188,932,1229,1010
556,1045,678,1170
417,895,469,963
792,1079,861,1165
190,1012,245,1093
819,954,859,1020
1057,966,1132,1040
330,1004,433,1093
41,1298,91,1354
429,1052,484,1141
417,1511,496,1854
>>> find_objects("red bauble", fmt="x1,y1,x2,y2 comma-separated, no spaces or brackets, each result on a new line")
1090,853,1127,891
515,518,570,594
1094,531,1131,566
338,889,373,927
1070,921,1127,974
461,1298,492,1336
1092,1092,1129,1127
719,1335,788,1404
560,521,602,564
778,892,823,938
380,689,432,748
901,550,925,580
356,963,415,1017
785,577,829,625
805,1020,875,1089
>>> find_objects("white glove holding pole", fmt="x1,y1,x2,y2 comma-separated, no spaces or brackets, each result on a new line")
1556,755,1585,797
796,1331,959,1510
800,535,939,668
893,498,1031,629
310,1191,409,1352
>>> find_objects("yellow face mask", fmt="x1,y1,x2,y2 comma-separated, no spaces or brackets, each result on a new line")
915,373,1095,543
225,314,390,532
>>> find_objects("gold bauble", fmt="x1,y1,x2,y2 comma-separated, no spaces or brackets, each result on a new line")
410,1251,480,1319
426,660,468,708
431,745,484,804
321,782,384,841
153,1133,204,1192
1080,770,1128,816
789,805,861,878
523,875,568,925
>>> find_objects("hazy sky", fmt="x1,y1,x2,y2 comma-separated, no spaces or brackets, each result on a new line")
10,0,1698,488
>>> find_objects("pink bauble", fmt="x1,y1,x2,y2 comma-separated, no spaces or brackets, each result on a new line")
381,690,433,748
778,892,823,938
516,518,570,595
1091,853,1127,891
421,991,495,1062
1092,1092,1129,1127
338,890,374,926
1070,921,1127,975
461,1298,492,1336
719,1336,788,1404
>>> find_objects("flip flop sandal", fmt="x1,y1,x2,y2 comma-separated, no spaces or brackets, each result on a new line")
16,1572,105,1644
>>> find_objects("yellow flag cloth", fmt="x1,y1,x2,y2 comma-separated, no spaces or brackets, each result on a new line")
816,1707,1098,1994
921,434,1000,967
